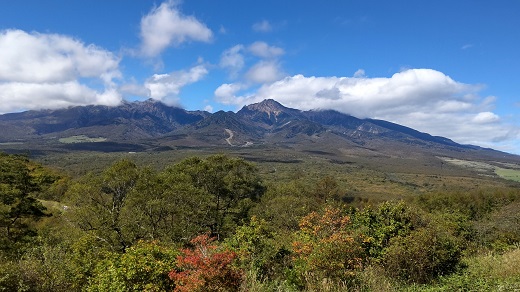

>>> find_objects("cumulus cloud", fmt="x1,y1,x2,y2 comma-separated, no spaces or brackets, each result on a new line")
219,45,245,78
0,29,122,113
0,82,120,113
0,29,120,84
220,42,285,82
472,112,500,124
245,61,285,83
252,20,272,32
214,83,246,105
204,104,214,112
248,41,284,58
143,64,208,105
139,0,213,57
214,68,519,148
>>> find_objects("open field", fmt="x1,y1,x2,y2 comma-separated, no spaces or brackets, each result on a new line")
27,145,520,203
58,135,107,144
495,167,520,182
440,156,520,183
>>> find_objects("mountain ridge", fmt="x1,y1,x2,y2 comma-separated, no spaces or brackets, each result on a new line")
0,99,516,162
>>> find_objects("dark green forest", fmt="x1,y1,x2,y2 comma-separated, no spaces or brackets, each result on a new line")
1,151,520,291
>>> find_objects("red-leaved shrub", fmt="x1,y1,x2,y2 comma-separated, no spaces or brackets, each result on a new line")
169,234,242,292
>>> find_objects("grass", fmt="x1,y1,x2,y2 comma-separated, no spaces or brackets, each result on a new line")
419,248,520,291
495,167,520,182
440,157,520,183
58,135,107,144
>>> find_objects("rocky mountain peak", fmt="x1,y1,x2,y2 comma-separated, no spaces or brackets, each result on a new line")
242,99,291,115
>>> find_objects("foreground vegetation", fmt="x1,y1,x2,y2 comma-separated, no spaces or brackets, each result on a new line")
1,151,520,291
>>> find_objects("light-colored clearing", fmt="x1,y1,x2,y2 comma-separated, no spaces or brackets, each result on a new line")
59,135,107,144
439,157,520,182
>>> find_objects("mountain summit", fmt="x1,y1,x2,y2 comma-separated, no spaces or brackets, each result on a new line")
241,99,294,114
237,99,304,128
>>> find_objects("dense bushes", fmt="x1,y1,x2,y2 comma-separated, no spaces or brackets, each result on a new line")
291,207,368,287
87,241,177,291
1,152,520,291
382,226,463,283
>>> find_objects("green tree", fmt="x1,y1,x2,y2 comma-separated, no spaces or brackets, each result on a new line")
0,153,48,252
87,241,178,292
122,168,210,243
65,159,140,251
251,181,319,232
168,155,265,239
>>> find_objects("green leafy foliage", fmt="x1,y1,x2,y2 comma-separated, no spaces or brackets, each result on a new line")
251,181,319,232
122,167,210,243
65,155,264,253
65,159,140,251
87,241,178,292
382,226,463,284
2,152,520,290
351,201,423,259
168,155,265,239
0,153,50,253
226,216,290,281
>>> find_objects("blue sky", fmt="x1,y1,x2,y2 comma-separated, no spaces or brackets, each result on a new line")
1,0,520,153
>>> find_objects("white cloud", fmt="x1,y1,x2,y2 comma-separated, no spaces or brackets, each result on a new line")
248,41,284,58
144,64,208,105
0,29,122,113
252,20,272,32
214,68,519,149
0,82,120,113
220,42,285,81
214,83,246,105
245,61,285,83
353,69,366,78
472,112,500,124
0,29,120,84
219,45,245,78
204,104,213,112
119,83,151,98
139,0,213,57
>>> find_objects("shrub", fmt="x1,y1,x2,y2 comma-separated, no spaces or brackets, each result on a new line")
382,226,463,284
169,234,242,292
351,201,423,260
225,216,290,281
291,207,369,288
87,241,177,292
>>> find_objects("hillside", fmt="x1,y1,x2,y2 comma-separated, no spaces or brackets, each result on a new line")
0,99,516,163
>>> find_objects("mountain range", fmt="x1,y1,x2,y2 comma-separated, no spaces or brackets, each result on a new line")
0,99,517,163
